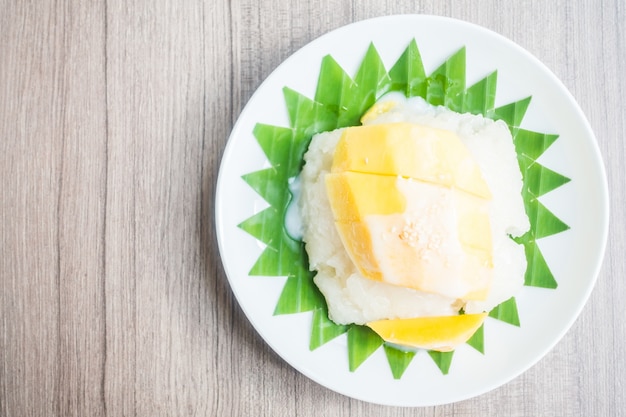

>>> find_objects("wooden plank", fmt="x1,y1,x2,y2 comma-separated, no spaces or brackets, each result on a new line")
103,0,230,415
0,1,107,416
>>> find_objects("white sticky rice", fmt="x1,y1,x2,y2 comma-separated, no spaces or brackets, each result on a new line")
298,93,530,325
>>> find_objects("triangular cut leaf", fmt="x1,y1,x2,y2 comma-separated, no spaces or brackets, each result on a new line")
310,307,348,350
238,207,304,273
489,297,521,326
253,124,310,178
315,55,357,111
525,198,570,239
249,241,301,277
491,96,532,128
466,323,485,353
518,236,558,288
273,271,325,315
247,245,287,276
514,129,559,161
283,87,338,134
428,350,455,375
520,157,571,198
355,43,391,91
237,207,284,245
338,43,392,127
426,47,466,111
388,39,427,98
462,71,497,116
383,345,416,379
242,168,288,208
347,326,384,371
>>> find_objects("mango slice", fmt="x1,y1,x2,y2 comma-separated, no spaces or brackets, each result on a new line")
325,172,406,222
367,313,488,352
325,170,492,300
331,123,491,199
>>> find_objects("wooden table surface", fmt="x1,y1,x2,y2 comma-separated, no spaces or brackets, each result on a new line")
1,1,623,416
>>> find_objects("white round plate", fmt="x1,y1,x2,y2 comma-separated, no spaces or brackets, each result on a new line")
215,15,609,406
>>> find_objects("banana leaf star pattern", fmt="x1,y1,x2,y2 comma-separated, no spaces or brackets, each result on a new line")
238,40,570,378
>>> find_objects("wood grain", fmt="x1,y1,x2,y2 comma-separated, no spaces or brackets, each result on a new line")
1,1,623,416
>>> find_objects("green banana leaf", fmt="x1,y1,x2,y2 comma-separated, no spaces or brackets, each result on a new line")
238,41,569,377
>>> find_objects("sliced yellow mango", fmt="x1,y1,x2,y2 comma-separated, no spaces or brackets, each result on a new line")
367,313,488,352
325,172,406,221
333,221,383,280
325,171,492,300
331,123,491,199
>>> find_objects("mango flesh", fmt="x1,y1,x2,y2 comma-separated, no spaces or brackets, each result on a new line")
331,122,491,199
325,172,406,222
325,122,493,301
367,313,488,351
326,172,492,300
